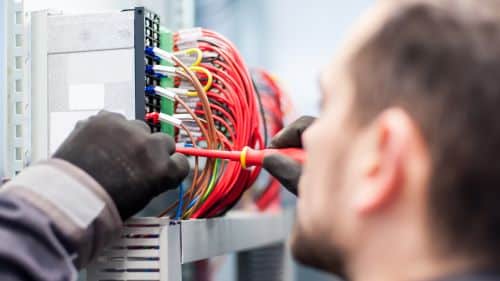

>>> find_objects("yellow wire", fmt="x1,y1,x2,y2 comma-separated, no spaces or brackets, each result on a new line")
186,66,213,96
175,48,203,66
240,146,249,169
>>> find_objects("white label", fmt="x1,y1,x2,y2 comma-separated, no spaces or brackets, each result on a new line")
69,84,105,110
49,111,98,154
49,110,126,154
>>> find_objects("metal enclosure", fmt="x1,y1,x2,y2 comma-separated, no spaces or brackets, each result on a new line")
1,5,296,281
87,210,293,281
30,9,139,162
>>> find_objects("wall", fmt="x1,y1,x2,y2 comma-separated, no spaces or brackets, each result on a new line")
198,0,373,116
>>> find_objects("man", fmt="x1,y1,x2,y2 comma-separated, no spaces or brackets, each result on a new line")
1,0,500,280
265,0,500,280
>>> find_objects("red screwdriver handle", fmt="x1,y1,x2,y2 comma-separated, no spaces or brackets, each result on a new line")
266,148,306,163
243,147,305,167
175,146,306,168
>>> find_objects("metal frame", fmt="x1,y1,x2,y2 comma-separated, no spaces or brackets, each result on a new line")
0,0,6,179
87,209,294,281
2,0,29,178
30,9,137,160
29,9,50,164
181,210,292,264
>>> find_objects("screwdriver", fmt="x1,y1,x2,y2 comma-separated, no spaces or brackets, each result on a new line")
175,146,305,168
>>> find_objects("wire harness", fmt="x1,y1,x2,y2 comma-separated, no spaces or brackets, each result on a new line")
251,69,293,210
144,28,265,219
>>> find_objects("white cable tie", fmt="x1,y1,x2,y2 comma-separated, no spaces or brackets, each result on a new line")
174,113,194,120
154,86,176,100
166,88,189,95
178,27,202,43
153,65,177,75
152,47,174,61
158,113,183,127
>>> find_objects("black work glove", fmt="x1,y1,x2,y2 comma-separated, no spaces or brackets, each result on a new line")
53,111,189,220
262,116,316,196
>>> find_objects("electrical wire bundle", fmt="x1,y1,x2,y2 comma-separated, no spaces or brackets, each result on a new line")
144,28,265,219
251,69,292,210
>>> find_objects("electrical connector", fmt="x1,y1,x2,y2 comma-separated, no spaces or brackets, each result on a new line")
146,65,177,76
145,86,177,100
145,112,183,127
145,46,174,61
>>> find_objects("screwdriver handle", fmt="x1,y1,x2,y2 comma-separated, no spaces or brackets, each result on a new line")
175,146,305,168
243,147,305,168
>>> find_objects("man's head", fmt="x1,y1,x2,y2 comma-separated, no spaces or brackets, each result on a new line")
293,0,500,278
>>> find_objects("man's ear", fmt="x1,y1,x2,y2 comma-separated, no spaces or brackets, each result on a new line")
353,108,412,215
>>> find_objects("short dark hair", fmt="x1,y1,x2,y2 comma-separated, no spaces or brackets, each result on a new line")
349,1,500,261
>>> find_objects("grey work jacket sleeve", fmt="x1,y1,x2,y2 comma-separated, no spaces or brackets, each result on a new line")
0,159,123,280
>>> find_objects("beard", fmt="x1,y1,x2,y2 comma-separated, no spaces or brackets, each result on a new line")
290,220,349,279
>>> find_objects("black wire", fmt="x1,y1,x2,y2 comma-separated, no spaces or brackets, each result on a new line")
252,77,269,146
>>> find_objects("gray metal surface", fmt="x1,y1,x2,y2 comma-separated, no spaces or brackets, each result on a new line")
237,243,285,281
2,0,29,178
46,11,134,54
87,210,294,281
30,10,49,163
87,217,182,281
0,0,6,179
31,10,137,160
181,210,294,264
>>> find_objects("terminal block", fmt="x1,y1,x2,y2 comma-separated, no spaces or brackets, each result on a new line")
28,7,180,160
133,7,162,132
159,28,175,136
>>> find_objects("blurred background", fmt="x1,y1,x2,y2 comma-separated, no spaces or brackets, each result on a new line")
19,0,373,280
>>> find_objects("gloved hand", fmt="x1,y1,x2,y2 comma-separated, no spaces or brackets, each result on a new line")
263,116,316,196
53,111,189,220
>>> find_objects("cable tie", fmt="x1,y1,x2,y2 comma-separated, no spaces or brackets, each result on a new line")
154,86,176,100
173,113,194,120
165,87,189,95
153,65,177,75
152,47,174,61
158,112,183,127
178,27,202,41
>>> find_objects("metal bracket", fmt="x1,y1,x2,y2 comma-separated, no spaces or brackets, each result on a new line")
87,210,294,281
3,0,30,178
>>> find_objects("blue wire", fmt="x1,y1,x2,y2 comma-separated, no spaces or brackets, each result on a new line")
186,196,199,210
175,182,184,220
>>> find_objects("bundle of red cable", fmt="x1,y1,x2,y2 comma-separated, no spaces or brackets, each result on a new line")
251,69,292,210
163,28,264,218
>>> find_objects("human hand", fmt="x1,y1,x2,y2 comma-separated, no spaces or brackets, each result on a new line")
263,116,316,196
53,111,189,220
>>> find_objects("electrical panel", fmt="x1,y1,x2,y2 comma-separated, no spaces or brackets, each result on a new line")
0,3,294,280
24,7,186,166
30,9,134,162
6,5,287,217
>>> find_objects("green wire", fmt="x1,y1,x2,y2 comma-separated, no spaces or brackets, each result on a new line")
202,159,220,201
